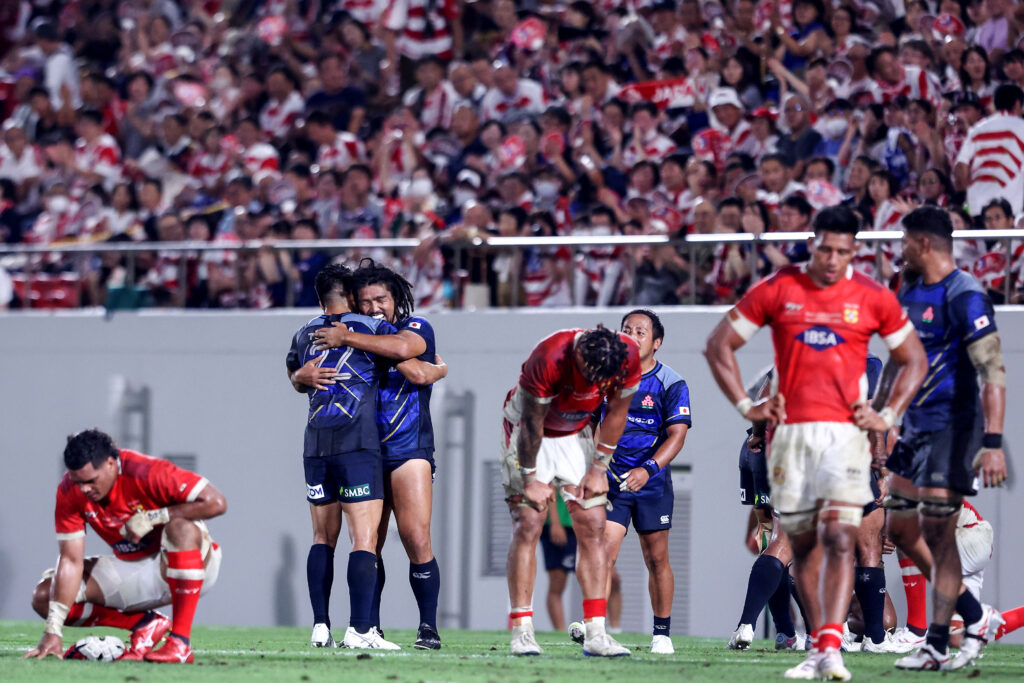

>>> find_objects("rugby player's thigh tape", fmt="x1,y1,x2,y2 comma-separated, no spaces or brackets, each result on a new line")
92,520,221,612
770,422,873,513
957,520,994,600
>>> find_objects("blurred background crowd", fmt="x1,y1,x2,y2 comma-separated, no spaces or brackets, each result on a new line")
2,0,1024,310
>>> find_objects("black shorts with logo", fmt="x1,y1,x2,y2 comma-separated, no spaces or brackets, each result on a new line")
886,415,982,496
304,450,384,504
739,434,772,511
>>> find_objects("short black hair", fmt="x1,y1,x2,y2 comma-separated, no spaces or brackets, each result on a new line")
781,195,813,217
813,205,859,235
718,197,744,212
902,205,953,249
869,169,899,198
64,429,119,471
621,309,665,342
577,325,630,384
631,101,659,118
350,259,416,322
983,197,1013,219
76,107,103,126
994,83,1024,111
304,110,334,128
866,46,897,78
314,263,353,307
805,156,836,178
760,152,792,168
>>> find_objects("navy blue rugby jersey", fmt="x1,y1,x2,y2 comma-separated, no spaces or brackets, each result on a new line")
602,361,691,489
286,312,397,453
899,269,996,432
377,316,437,454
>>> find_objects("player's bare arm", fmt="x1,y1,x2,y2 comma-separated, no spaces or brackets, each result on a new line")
854,332,928,432
312,323,426,360
583,388,634,500
25,537,86,659
705,317,787,426
396,354,448,386
619,423,688,493
967,333,1008,486
288,354,340,392
121,482,227,545
517,390,553,511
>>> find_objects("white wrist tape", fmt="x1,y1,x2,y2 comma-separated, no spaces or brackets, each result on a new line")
879,406,898,429
45,600,69,637
122,507,170,539
735,397,754,418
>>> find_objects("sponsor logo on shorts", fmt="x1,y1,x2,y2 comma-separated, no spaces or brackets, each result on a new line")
342,483,372,499
756,494,771,506
773,466,786,485
307,483,325,500
660,515,670,525
797,325,845,351
740,488,747,502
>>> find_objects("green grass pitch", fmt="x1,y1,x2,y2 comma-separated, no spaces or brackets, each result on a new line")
1,621,1022,682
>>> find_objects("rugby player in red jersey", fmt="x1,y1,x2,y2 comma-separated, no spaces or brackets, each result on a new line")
25,429,226,663
502,326,641,657
705,205,928,681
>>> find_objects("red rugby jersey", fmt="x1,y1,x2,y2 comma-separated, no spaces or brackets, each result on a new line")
731,265,913,424
55,450,208,561
517,329,642,437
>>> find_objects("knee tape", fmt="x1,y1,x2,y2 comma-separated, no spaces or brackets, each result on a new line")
918,497,960,518
780,510,817,535
820,504,863,527
883,493,918,517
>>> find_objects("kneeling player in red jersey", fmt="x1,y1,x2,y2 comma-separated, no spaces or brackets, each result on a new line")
25,429,226,663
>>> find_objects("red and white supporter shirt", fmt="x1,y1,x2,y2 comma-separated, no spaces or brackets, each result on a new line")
54,450,208,561
242,142,281,175
74,133,121,190
622,129,678,168
869,66,942,107
480,79,547,123
259,91,304,140
402,81,459,130
507,329,642,437
317,131,366,171
383,0,458,60
955,112,1024,215
729,264,913,424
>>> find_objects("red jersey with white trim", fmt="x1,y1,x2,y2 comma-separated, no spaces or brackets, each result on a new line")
731,265,912,424
515,329,642,437
54,450,208,561
955,112,1024,214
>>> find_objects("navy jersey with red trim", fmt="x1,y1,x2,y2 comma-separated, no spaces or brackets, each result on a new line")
286,312,396,454
899,269,996,431
604,361,691,490
377,316,436,453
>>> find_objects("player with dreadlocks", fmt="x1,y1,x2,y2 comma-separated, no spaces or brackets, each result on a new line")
500,324,642,657
310,260,448,650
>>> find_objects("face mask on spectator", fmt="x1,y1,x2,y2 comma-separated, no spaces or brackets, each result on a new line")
822,116,848,139
453,188,477,206
46,195,70,214
534,180,560,201
409,177,434,198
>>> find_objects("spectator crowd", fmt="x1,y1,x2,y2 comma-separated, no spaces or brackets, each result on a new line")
2,0,1024,310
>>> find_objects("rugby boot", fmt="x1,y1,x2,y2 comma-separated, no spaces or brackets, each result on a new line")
650,634,674,654
583,631,630,657
894,643,951,670
310,622,334,648
510,623,542,655
342,626,401,650
119,611,171,660
889,626,926,653
952,605,1005,669
144,633,194,663
727,623,754,650
414,623,441,650
775,632,799,651
783,650,823,680
817,648,852,681
862,631,902,653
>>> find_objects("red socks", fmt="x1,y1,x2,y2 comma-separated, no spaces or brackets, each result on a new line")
166,549,205,639
996,606,1024,640
583,599,607,620
816,623,843,651
900,557,928,635
66,603,143,630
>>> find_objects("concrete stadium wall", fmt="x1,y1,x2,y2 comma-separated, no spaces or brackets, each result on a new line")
1,308,1022,644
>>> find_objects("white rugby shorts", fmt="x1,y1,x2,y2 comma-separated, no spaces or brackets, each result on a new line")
957,519,994,600
90,520,222,612
500,420,596,499
769,422,872,513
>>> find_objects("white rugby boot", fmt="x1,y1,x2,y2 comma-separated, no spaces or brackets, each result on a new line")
817,648,852,681
341,626,401,650
840,622,861,653
895,643,951,670
510,623,543,656
889,626,926,653
650,634,674,654
583,619,630,657
863,631,903,653
727,623,754,650
952,605,1005,670
311,623,334,648
784,650,823,680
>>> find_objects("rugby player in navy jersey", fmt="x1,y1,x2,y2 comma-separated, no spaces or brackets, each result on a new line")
286,264,404,651
598,310,690,655
875,207,1009,672
310,261,447,650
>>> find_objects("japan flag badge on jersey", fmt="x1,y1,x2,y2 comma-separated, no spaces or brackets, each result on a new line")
974,315,991,331
679,406,690,416
408,321,421,329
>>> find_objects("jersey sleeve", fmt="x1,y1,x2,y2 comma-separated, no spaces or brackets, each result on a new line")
865,355,884,399
519,339,562,403
285,329,302,373
661,379,692,428
401,317,435,358
951,290,997,343
730,276,776,341
375,319,398,336
875,287,914,349
146,459,208,507
54,478,86,541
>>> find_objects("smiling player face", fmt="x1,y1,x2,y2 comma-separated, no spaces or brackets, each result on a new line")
356,283,396,323
68,457,119,503
621,314,661,365
808,231,856,287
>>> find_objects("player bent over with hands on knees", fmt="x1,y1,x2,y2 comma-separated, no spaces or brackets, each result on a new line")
600,310,689,655
875,206,1009,672
705,205,928,681
26,429,227,663
309,260,447,650
502,325,642,657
